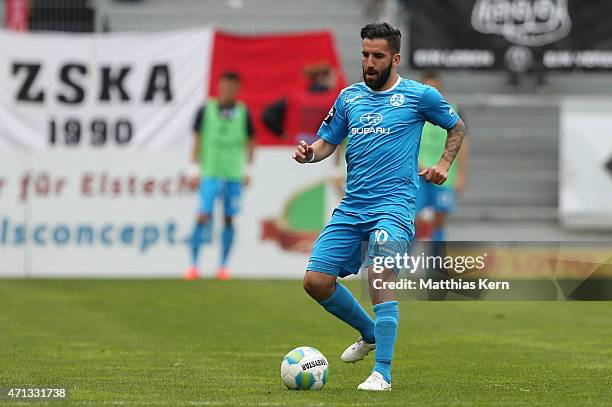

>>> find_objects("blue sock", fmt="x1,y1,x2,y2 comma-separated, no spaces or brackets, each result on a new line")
190,220,212,266
372,301,399,383
319,282,375,344
432,227,445,241
201,219,213,244
220,225,235,267
190,222,204,266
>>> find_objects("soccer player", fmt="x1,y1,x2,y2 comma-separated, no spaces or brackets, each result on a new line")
292,23,465,391
185,71,255,280
416,71,469,241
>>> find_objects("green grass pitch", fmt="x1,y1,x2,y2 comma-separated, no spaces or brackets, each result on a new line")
0,279,610,406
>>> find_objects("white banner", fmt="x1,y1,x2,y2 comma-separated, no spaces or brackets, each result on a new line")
0,29,342,278
0,148,337,277
560,98,612,229
0,28,213,151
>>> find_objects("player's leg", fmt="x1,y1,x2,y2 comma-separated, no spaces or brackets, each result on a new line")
361,265,397,390
216,214,234,280
358,221,409,390
431,185,456,241
217,180,242,279
303,270,336,301
304,211,376,349
219,216,234,268
303,270,376,349
191,212,211,262
415,175,434,239
186,178,219,278
432,212,447,241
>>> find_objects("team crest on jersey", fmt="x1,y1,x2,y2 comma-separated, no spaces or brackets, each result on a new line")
323,106,335,124
390,94,405,107
449,107,456,117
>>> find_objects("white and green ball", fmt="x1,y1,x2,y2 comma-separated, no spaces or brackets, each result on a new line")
280,346,328,390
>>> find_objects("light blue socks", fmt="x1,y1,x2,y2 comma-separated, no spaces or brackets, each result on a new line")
191,220,234,268
372,301,399,383
190,220,212,265
220,225,235,267
319,282,375,344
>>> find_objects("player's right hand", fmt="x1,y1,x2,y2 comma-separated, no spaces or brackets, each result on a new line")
292,140,314,164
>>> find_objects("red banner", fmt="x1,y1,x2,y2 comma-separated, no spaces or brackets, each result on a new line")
210,31,346,146
283,89,337,145
6,0,28,31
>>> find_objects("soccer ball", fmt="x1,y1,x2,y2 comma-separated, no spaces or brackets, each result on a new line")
280,346,328,390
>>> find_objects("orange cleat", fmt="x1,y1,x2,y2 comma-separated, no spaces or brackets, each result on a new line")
216,267,230,280
184,265,200,280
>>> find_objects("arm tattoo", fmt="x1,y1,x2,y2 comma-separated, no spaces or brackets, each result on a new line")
441,118,466,165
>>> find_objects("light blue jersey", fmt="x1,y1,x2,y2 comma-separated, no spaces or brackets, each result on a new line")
318,76,459,228
307,76,459,278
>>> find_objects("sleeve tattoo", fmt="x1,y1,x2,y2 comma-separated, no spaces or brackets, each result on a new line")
441,118,466,165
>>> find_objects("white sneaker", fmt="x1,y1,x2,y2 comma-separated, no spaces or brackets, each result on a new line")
357,371,391,391
340,337,376,363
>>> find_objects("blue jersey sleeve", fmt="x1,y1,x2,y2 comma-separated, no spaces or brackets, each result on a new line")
417,87,459,130
317,93,347,145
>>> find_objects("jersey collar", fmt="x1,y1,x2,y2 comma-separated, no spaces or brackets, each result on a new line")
365,75,402,94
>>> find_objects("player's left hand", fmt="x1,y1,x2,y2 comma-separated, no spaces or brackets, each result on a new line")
419,164,448,185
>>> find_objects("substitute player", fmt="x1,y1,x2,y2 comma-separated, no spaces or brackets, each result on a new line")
185,71,255,280
417,71,469,241
292,23,465,391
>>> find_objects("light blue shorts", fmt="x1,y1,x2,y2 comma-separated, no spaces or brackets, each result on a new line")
416,176,456,213
199,177,242,217
307,208,413,278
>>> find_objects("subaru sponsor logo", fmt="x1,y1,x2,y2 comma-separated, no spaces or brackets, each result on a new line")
353,112,390,136
351,127,391,135
359,112,383,126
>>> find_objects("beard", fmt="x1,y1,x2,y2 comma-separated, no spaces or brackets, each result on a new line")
363,62,392,90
